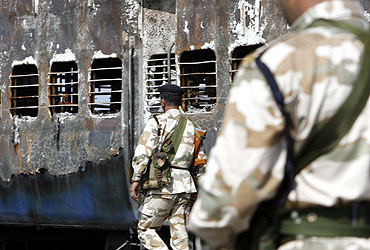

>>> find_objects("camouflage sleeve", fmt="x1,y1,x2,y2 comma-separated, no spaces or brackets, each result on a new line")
188,60,288,249
131,117,159,182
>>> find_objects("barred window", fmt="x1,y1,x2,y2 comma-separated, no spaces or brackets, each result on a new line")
9,64,39,117
179,49,217,113
145,53,176,113
89,58,122,114
49,61,79,115
230,44,263,82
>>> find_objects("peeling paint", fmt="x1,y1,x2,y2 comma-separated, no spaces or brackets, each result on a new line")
34,0,39,14
229,0,267,54
11,56,37,68
184,20,189,34
51,48,76,63
92,50,118,59
201,41,215,50
365,11,370,22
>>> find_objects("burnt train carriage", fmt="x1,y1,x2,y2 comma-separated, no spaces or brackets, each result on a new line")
0,0,369,248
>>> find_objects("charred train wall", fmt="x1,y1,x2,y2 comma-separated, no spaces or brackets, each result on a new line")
0,0,140,228
0,0,369,228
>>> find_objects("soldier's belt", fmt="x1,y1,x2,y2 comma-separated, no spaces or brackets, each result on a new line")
280,202,370,238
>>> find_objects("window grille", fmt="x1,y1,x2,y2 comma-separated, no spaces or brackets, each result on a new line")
89,58,122,114
230,44,263,82
145,53,176,113
9,64,39,117
179,49,217,113
48,61,79,115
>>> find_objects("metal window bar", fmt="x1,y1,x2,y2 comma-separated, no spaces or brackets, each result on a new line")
10,65,39,117
9,106,39,110
181,85,217,89
179,72,216,76
48,70,79,75
10,73,39,78
47,82,78,86
230,45,264,83
9,84,40,88
48,62,79,115
145,53,176,113
49,93,79,97
10,95,39,99
179,50,217,113
48,104,79,108
88,101,122,105
88,78,122,82
89,58,122,114
178,60,216,65
88,67,123,72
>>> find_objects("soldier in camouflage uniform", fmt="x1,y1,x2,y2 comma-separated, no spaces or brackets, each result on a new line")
130,84,206,250
188,0,370,249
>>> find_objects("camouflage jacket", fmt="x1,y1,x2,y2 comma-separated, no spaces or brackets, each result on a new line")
188,1,370,249
132,108,206,194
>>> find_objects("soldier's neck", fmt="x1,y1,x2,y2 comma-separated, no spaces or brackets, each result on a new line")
164,106,178,112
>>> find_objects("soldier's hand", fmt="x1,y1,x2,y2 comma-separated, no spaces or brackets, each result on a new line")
130,181,140,201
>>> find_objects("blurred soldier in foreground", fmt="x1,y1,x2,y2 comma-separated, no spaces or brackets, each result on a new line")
188,0,370,249
130,84,206,250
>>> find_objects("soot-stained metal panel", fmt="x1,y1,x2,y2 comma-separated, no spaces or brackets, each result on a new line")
88,0,125,54
0,1,141,230
0,152,136,228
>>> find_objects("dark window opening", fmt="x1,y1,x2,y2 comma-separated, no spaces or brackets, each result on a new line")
10,64,39,117
179,49,217,113
145,53,176,113
89,58,122,114
49,61,79,115
230,44,263,82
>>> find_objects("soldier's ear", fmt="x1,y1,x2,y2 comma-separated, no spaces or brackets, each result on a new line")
161,99,166,108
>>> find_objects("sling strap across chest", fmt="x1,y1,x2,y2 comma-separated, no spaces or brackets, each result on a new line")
256,19,370,204
235,19,370,250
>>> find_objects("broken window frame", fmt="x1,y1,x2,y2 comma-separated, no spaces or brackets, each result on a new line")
88,58,123,115
179,49,217,113
9,64,39,117
145,53,176,113
48,61,79,115
229,44,263,83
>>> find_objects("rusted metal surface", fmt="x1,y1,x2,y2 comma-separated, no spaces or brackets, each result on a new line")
0,0,140,227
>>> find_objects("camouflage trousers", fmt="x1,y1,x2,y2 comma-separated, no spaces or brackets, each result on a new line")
278,237,370,250
138,193,192,250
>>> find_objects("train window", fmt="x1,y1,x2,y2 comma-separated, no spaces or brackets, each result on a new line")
89,58,122,114
145,53,176,113
179,49,217,113
48,61,79,115
230,44,263,83
9,64,39,117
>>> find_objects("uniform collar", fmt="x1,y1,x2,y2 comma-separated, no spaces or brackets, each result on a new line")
165,108,181,117
290,0,366,32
